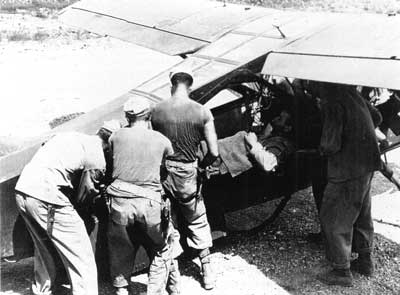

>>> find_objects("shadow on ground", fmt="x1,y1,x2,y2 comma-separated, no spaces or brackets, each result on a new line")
2,180,400,295
204,187,400,295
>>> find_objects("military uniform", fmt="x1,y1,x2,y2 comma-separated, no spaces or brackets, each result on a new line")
319,86,380,273
151,86,219,289
107,121,181,295
152,98,215,251
15,132,107,295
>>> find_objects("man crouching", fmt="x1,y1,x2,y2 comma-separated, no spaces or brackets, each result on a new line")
107,96,180,295
15,121,120,295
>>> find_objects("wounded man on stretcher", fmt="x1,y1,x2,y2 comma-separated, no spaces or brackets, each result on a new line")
198,110,296,179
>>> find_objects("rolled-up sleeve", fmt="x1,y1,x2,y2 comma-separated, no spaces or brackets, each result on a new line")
249,142,278,172
75,169,105,205
77,137,107,205
320,101,344,156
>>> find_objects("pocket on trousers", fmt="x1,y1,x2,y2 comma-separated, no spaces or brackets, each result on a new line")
109,198,129,226
168,167,197,200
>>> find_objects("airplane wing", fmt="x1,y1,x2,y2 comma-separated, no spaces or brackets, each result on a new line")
5,0,397,183
2,0,400,257
0,2,331,257
262,13,400,90
113,7,335,104
60,0,400,90
58,0,269,55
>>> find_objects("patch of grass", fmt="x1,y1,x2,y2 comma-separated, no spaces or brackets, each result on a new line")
5,29,50,42
32,31,49,41
0,0,78,13
48,112,85,129
223,0,400,14
7,30,31,41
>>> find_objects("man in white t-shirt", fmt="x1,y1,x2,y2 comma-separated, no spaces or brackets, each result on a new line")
15,121,120,295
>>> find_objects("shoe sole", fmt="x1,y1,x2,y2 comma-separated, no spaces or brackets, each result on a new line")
317,276,353,287
350,269,373,277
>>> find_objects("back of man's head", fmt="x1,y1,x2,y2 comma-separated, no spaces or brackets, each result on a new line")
170,70,193,95
123,96,151,125
170,72,193,87
97,120,122,142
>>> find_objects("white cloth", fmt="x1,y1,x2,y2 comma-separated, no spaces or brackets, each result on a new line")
249,142,278,172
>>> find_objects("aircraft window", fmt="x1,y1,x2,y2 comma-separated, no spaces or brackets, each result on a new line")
205,89,241,110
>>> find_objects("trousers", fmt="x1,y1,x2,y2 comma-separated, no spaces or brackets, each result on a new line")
108,196,179,295
320,172,374,269
163,160,213,250
15,193,98,295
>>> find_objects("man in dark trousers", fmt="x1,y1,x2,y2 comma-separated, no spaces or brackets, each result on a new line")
106,97,180,295
151,69,219,290
308,82,381,287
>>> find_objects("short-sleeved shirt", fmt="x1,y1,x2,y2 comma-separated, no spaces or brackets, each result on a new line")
16,132,106,206
109,126,173,192
151,97,213,163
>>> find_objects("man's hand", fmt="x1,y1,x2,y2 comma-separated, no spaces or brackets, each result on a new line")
375,128,387,142
244,132,258,150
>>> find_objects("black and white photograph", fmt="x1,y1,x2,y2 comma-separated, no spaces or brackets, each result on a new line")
1,0,400,294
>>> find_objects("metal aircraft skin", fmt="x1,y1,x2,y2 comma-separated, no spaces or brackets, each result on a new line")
1,0,400,257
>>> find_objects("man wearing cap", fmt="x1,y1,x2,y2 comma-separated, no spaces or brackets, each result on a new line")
107,96,180,295
14,121,120,295
151,70,219,290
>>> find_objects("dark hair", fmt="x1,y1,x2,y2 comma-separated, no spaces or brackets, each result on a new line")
170,72,193,87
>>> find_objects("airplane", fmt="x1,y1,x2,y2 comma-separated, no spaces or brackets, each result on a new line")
1,0,400,275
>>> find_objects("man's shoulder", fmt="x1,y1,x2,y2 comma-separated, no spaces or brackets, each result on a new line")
152,99,171,112
185,100,213,122
186,98,208,110
112,127,137,138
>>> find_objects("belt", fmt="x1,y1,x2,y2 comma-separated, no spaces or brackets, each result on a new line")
165,159,198,168
106,179,162,201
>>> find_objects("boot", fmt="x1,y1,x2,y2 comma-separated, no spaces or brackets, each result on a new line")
199,249,216,290
351,252,374,276
317,268,353,287
167,259,181,295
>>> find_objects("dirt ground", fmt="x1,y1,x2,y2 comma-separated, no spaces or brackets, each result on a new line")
2,176,400,295
1,1,400,295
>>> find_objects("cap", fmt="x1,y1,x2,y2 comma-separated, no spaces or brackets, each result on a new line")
123,96,150,117
100,120,122,133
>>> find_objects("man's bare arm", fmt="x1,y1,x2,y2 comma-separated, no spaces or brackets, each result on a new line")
200,119,219,168
75,169,105,205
